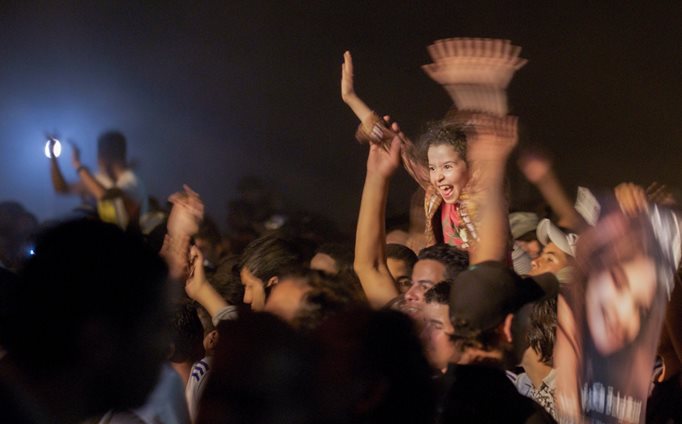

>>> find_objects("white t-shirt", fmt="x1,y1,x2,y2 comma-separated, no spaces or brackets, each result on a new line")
95,169,149,216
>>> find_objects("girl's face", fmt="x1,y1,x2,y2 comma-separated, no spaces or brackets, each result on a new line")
585,253,657,355
428,144,469,204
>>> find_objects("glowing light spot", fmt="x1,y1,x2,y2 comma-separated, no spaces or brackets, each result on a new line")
44,138,62,158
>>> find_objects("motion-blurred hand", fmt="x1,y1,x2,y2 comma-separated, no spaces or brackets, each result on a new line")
518,149,552,184
167,185,204,238
466,114,519,163
615,182,648,217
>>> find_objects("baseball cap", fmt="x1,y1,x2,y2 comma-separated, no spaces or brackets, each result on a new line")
509,212,539,240
536,218,578,257
449,261,558,337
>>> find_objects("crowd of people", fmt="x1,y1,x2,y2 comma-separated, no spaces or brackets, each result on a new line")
0,37,681,423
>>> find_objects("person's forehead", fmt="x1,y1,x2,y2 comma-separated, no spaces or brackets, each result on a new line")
412,259,447,282
543,242,566,258
240,267,260,284
428,144,462,162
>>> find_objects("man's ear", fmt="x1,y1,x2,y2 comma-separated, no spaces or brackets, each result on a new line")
205,330,219,351
502,313,514,343
266,276,279,288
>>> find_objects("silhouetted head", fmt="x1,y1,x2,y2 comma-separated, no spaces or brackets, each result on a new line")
97,130,127,167
1,219,169,417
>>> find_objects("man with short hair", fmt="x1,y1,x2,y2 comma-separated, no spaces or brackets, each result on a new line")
440,261,558,423
402,244,468,319
49,130,148,227
509,297,558,420
421,281,460,374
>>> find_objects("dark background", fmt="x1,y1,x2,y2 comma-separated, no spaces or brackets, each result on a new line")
2,1,681,235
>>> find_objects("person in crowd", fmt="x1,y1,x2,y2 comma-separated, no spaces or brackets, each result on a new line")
310,242,354,275
168,301,205,385
314,308,436,424
238,234,310,311
401,244,469,320
441,261,558,423
421,281,460,374
196,313,318,424
48,131,148,228
186,308,219,422
509,211,540,275
194,216,228,276
0,219,169,424
352,110,516,311
508,297,558,420
528,218,578,281
342,42,524,251
385,243,417,294
266,268,366,329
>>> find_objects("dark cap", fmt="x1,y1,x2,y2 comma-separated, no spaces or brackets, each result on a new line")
449,261,558,337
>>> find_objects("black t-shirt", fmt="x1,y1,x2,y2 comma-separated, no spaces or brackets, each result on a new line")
439,364,556,424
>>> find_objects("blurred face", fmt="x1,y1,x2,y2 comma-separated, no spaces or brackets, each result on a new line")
240,267,268,311
264,277,310,322
529,243,571,276
585,254,657,355
194,238,222,267
310,253,338,275
516,240,541,259
421,302,458,372
403,259,446,319
387,257,412,293
428,144,469,204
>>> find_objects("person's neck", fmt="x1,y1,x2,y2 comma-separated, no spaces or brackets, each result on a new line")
108,163,127,179
170,361,193,386
99,162,126,180
522,358,552,389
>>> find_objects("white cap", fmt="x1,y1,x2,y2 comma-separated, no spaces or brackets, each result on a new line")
536,219,578,257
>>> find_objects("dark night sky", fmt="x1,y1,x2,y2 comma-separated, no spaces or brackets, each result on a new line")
2,1,682,235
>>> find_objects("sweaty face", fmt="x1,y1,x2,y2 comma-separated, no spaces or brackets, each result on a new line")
585,254,657,355
529,243,571,276
428,144,469,204
420,302,458,372
387,257,412,293
403,259,447,319
240,267,268,311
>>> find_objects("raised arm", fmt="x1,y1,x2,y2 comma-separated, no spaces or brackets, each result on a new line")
353,137,402,309
341,51,374,123
341,51,431,191
466,115,518,264
186,245,229,318
518,150,589,233
68,142,110,200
